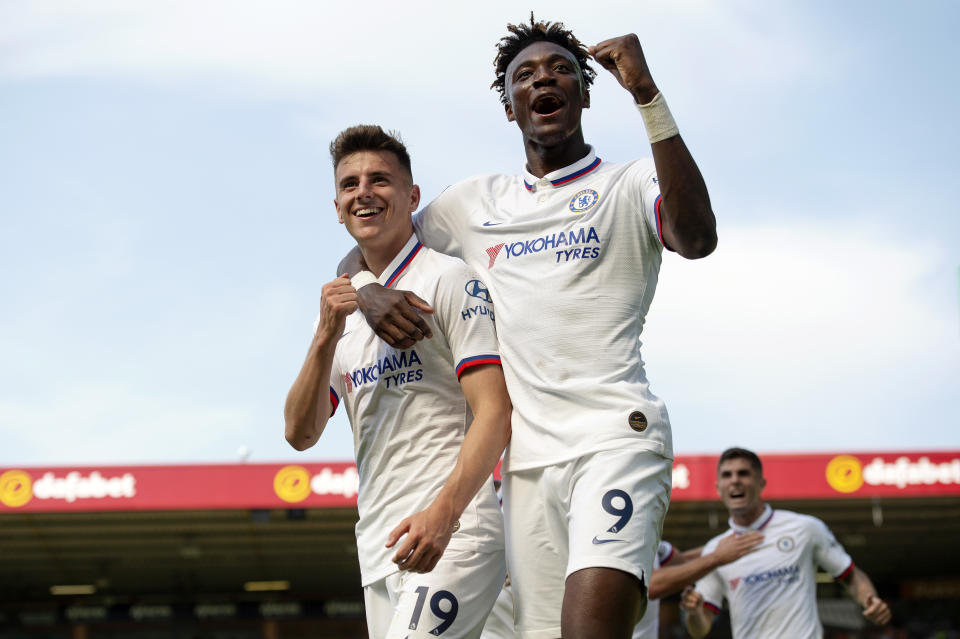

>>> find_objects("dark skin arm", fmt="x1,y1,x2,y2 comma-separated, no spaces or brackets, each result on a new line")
589,34,717,259
337,246,434,349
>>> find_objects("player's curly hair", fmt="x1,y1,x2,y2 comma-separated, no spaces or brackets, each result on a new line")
329,124,412,179
491,13,596,105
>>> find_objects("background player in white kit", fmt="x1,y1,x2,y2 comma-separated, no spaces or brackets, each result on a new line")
340,16,717,639
682,448,892,638
285,125,512,639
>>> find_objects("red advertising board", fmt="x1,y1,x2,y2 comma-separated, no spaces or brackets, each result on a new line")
0,463,359,512
1,451,958,513
669,451,960,500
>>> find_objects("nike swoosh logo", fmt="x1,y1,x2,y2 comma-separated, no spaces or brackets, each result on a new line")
482,221,502,227
592,536,628,545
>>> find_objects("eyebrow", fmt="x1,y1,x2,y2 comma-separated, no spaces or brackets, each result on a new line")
337,170,393,189
513,53,575,72
719,468,751,476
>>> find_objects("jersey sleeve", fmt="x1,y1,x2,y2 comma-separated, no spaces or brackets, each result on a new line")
810,516,854,579
413,186,467,259
624,158,668,250
657,540,676,567
694,536,727,615
313,312,346,417
328,347,345,417
432,259,501,379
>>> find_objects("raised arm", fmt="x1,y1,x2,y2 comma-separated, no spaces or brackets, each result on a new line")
648,531,763,600
283,275,355,451
385,364,512,573
337,245,435,349
840,567,892,626
589,34,717,259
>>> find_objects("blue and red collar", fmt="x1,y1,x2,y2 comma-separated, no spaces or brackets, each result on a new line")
729,504,774,534
522,146,602,192
378,234,423,289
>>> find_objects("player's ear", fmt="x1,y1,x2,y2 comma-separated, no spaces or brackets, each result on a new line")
505,101,516,123
408,184,421,212
335,199,344,224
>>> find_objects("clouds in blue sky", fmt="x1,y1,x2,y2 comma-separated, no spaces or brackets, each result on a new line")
1,1,957,466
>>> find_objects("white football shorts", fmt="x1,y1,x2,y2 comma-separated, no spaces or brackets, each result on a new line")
364,548,506,639
480,582,516,639
502,448,671,639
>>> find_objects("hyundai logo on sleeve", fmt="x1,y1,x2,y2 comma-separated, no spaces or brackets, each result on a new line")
465,280,492,303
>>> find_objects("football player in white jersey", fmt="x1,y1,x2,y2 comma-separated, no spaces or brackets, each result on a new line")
285,125,512,639
339,16,717,639
682,448,892,639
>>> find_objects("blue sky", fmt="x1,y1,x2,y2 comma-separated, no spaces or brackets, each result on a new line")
1,1,957,467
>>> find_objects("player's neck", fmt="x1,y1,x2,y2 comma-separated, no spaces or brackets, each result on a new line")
359,227,414,278
731,502,768,528
523,132,590,178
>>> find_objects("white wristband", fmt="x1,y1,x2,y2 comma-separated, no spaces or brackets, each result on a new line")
636,92,679,144
350,270,379,290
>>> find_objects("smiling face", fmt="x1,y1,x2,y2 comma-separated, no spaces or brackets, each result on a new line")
716,457,767,524
504,40,589,148
334,150,420,272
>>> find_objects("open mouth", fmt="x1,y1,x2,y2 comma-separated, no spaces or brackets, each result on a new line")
353,207,382,218
532,94,565,116
729,490,745,499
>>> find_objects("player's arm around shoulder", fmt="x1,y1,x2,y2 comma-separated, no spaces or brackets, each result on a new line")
337,246,436,351
648,531,763,600
283,275,357,451
589,33,717,259
333,189,476,351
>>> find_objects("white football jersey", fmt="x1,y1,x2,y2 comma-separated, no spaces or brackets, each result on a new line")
325,234,505,586
414,147,671,472
633,540,676,639
694,507,854,639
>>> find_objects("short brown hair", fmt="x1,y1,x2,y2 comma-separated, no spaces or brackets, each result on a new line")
329,125,412,179
718,447,763,475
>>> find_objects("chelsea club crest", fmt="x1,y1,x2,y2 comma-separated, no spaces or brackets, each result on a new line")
569,189,599,213
776,536,796,552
